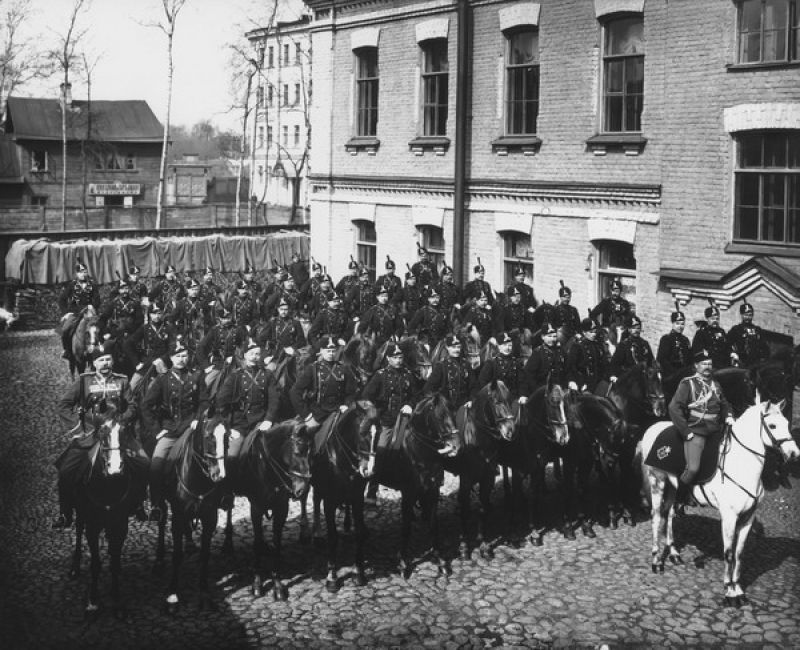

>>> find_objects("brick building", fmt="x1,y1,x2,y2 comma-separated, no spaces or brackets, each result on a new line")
0,91,163,208
304,0,799,349
246,13,312,213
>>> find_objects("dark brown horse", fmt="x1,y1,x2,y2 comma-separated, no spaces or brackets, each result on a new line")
375,393,459,578
443,381,515,561
223,420,311,600
70,407,148,619
154,413,227,612
307,402,380,592
61,305,101,378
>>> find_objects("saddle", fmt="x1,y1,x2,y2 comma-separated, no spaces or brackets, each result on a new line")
644,425,722,485
312,408,351,456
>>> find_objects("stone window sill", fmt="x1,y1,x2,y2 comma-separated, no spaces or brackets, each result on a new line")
725,241,800,258
586,133,647,156
408,136,450,156
345,136,380,156
726,61,800,72
491,135,542,156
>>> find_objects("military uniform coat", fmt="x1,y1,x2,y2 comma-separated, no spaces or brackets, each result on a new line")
436,280,462,314
589,297,632,328
692,324,731,369
410,260,439,288
374,274,403,303
407,305,448,342
217,366,280,432
141,367,209,438
345,281,377,318
362,365,420,427
668,374,730,440
307,307,351,348
197,324,247,370
58,371,132,430
566,337,609,392
357,303,403,343
478,353,524,397
424,356,476,409
462,304,494,342
289,359,358,422
656,330,692,379
149,279,186,310
462,279,495,305
551,303,581,340
124,321,178,367
728,322,770,368
505,282,537,311
59,280,99,316
522,343,566,395
257,315,306,353
610,336,655,376
99,294,143,337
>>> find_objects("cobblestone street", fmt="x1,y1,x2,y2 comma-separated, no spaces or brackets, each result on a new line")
1,330,798,649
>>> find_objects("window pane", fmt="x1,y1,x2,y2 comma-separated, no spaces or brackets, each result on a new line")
765,133,788,167
790,133,800,167
737,206,760,239
510,30,538,65
739,134,763,167
626,57,644,94
764,0,789,29
740,32,762,62
606,60,624,93
605,96,623,132
741,0,763,31
599,241,636,269
789,175,800,242
762,174,786,240
606,17,644,56
423,40,448,72
737,173,761,207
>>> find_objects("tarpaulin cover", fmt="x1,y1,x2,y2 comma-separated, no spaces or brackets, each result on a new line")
6,231,309,285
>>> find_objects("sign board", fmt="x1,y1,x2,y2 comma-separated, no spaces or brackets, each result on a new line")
88,183,142,196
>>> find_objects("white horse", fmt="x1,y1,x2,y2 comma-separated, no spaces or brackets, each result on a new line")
639,399,798,606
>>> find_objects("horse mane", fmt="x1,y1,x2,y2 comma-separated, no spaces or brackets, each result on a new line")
713,367,755,417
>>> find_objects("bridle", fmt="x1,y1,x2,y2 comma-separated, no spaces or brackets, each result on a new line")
474,390,515,442
328,413,376,479
263,432,311,498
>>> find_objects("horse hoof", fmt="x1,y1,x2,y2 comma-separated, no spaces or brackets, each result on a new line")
252,580,264,598
610,519,619,530
723,596,735,608
739,594,749,606
479,546,494,560
669,555,684,565
528,534,543,547
459,548,471,562
624,516,635,527
563,528,576,541
651,564,659,574
273,585,289,601
325,579,339,593
658,564,665,574
582,525,596,539
694,558,705,569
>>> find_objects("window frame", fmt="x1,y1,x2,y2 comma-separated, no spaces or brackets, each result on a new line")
504,27,540,137
282,84,289,106
417,225,446,270
124,153,136,171
594,240,637,304
601,13,645,134
420,38,449,137
282,125,288,146
283,43,290,65
733,130,800,246
354,47,379,138
737,0,799,64
31,150,48,172
268,46,274,68
354,220,377,282
293,125,300,147
294,83,301,105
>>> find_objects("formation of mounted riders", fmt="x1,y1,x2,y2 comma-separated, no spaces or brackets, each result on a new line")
51,246,797,612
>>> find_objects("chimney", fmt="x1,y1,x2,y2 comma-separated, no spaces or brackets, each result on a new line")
60,82,72,109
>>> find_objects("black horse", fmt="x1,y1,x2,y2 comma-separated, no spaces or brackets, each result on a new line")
498,380,587,544
308,401,380,592
154,414,227,612
265,345,314,421
375,393,459,578
342,332,379,390
566,392,634,529
607,362,667,435
222,420,311,600
70,407,148,619
443,381,515,561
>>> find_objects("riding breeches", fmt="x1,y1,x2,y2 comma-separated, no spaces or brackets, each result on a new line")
152,435,178,461
680,435,706,485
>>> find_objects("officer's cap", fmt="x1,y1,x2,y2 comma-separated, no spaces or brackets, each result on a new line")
610,278,623,291
218,305,232,318
704,305,720,318
581,317,598,332
417,242,428,256
626,314,642,328
693,348,711,363
476,290,489,301
244,260,256,274
385,256,396,270
513,265,526,277
75,260,88,273
235,279,248,290
740,300,754,315
169,337,189,356
671,300,685,322
405,268,414,280
426,286,440,299
278,297,289,308
320,336,339,350
149,301,165,314
348,257,359,270
497,332,513,345
127,264,141,275
275,267,289,281
508,286,521,297
165,264,177,274
441,263,454,275
558,280,571,297
90,341,114,362
445,335,462,347
541,322,557,335
359,266,370,277
186,277,200,289
326,291,342,303
320,274,333,284
386,342,403,357
312,260,323,272
377,285,389,296
473,257,485,273
204,265,214,275
245,337,260,352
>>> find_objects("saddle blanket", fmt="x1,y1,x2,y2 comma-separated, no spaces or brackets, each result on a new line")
644,424,721,485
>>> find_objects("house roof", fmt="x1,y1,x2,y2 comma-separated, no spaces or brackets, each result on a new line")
0,133,23,182
4,97,163,142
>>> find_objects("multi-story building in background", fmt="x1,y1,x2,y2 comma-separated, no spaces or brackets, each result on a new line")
246,13,312,220
304,0,799,351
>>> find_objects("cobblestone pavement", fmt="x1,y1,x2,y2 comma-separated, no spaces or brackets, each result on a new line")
1,330,798,649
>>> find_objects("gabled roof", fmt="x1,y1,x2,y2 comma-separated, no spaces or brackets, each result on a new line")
4,97,163,142
0,133,23,182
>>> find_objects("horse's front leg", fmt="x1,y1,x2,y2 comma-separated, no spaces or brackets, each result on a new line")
69,517,84,579
197,506,219,611
477,468,495,560
352,482,369,587
221,507,234,555
423,487,448,577
665,492,682,566
85,523,102,620
153,504,167,576
457,475,473,562
398,493,414,578
298,485,311,545
722,507,755,607
271,499,289,601
647,472,671,574
166,509,184,614
323,495,341,593
527,463,546,546
575,449,596,539
251,503,265,598
109,516,130,620
312,488,324,546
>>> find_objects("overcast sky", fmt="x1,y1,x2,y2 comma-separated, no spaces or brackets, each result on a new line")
24,0,306,131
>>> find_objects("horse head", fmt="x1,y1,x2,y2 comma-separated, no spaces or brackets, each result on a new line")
478,380,516,442
542,380,570,446
644,363,666,418
352,400,380,479
94,407,126,477
401,336,433,381
413,394,459,452
739,398,799,463
284,421,312,498
206,419,228,482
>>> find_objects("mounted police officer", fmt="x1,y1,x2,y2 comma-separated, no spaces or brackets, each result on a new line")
398,266,424,323
149,264,185,313
728,299,769,369
362,341,420,503
691,300,733,370
257,297,306,357
374,256,403,304
52,341,144,529
505,265,537,312
463,258,495,305
125,301,179,387
408,286,448,345
566,315,609,393
142,336,210,521
242,260,263,298
264,271,302,320
657,302,692,383
58,260,100,359
170,277,211,343
228,279,258,329
357,285,403,345
196,305,247,375
496,285,533,352
299,259,325,310
289,336,358,448
435,263,462,316
199,265,222,307
346,266,377,319
410,243,438,289
590,277,632,329
462,291,495,344
99,278,144,341
521,321,566,397
478,331,524,400
122,264,149,305
307,291,351,349
303,273,334,322
216,337,280,491
668,348,734,504
336,256,361,298
424,335,477,412
610,314,655,377
551,281,581,341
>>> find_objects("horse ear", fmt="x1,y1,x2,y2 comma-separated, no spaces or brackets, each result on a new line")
754,387,762,405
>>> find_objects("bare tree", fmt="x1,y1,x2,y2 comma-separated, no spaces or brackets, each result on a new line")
47,0,88,229
79,50,101,225
0,0,48,113
153,0,187,230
